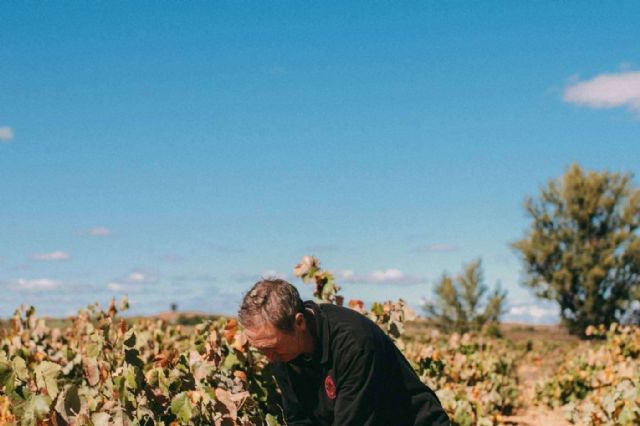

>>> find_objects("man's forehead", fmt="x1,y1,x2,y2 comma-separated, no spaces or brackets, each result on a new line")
245,322,280,341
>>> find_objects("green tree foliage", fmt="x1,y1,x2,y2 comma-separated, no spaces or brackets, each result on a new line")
425,260,507,333
512,163,640,335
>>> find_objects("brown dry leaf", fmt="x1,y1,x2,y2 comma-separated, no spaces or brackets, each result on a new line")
100,363,110,381
470,387,481,402
0,396,15,424
150,389,169,405
233,370,247,382
154,352,169,367
83,357,100,386
224,319,238,343
228,391,250,403
233,332,248,353
208,329,219,348
293,255,316,277
108,298,118,317
188,390,203,404
348,299,365,313
432,349,442,362
215,388,238,418
194,363,210,382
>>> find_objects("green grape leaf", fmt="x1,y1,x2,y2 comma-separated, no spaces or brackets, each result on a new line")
12,356,28,381
223,352,240,370
371,303,385,316
0,360,13,392
20,394,51,426
266,413,280,426
86,342,101,358
171,392,193,423
34,361,61,399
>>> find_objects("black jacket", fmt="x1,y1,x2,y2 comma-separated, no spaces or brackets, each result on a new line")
271,301,450,426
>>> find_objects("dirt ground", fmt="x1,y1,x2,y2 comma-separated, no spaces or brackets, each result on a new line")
499,324,577,426
500,360,571,425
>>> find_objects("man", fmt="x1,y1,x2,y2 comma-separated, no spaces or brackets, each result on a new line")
239,278,450,425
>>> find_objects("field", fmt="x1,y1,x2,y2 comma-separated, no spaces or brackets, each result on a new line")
0,300,638,425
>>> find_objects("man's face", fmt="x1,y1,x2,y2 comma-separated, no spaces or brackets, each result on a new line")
244,319,304,363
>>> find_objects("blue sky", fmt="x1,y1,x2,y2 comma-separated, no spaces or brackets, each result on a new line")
2,1,639,322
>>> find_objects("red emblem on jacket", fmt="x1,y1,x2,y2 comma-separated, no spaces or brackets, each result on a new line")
324,375,336,400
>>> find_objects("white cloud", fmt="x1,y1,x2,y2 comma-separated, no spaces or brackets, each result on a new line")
105,270,156,292
411,244,459,253
125,270,158,284
107,278,147,293
509,305,556,318
31,251,70,261
336,268,426,285
14,278,59,290
336,269,355,280
127,272,146,282
0,126,13,142
563,71,640,114
82,227,112,237
370,269,405,283
504,303,559,324
107,282,125,292
261,270,288,280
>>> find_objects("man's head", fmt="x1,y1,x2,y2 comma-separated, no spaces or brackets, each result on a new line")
238,278,310,363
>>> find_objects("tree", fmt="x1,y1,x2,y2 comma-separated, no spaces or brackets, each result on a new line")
425,259,507,333
512,163,640,335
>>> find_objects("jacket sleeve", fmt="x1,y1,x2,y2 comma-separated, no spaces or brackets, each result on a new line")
332,344,385,426
271,363,315,426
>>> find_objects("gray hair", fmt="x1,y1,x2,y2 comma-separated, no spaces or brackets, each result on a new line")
238,278,304,332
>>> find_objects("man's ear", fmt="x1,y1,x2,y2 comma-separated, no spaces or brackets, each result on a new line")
294,312,306,331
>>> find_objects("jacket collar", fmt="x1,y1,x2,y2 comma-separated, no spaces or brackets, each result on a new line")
303,300,331,365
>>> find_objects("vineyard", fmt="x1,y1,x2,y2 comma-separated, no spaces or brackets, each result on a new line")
1,297,637,425
0,258,638,426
